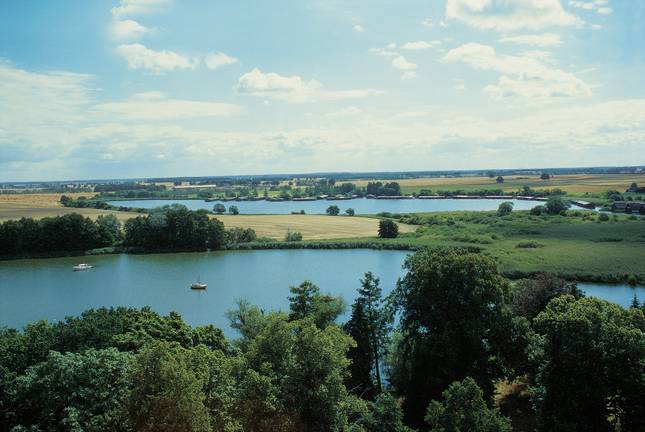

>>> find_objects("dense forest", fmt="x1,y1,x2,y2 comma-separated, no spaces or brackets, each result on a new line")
1,249,644,431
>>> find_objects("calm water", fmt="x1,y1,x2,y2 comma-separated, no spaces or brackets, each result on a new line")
1,250,641,334
108,198,546,214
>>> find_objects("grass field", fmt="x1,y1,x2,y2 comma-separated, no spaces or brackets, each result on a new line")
213,214,415,240
0,193,124,222
354,211,645,283
344,174,645,195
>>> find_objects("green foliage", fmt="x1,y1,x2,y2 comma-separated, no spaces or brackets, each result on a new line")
545,196,569,215
361,393,411,432
0,214,112,256
225,227,257,244
344,272,393,397
515,240,544,248
425,377,511,432
228,205,239,215
213,203,226,214
378,219,399,238
123,207,225,251
391,249,518,426
284,229,303,242
327,205,340,216
8,348,132,432
126,341,212,432
510,274,582,320
534,296,645,432
598,212,610,221
530,205,545,216
345,208,355,216
497,201,514,216
288,280,346,328
366,181,402,196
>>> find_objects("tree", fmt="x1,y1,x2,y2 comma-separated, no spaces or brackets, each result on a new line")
533,296,645,432
530,205,545,216
284,230,303,242
510,273,582,320
425,377,511,432
97,213,122,244
8,348,132,432
345,208,355,216
362,393,410,432
345,273,392,396
288,280,345,328
126,341,212,432
496,176,504,184
213,203,226,214
225,227,256,244
391,249,515,426
228,205,239,215
630,293,640,309
540,173,551,180
497,201,513,216
598,212,610,221
545,196,569,215
378,219,398,238
326,205,340,216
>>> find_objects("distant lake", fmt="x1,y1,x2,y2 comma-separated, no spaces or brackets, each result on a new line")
1,250,642,335
107,198,550,214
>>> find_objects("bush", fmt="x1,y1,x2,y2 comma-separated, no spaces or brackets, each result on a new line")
530,205,545,216
345,208,355,216
284,230,303,242
326,205,340,216
378,219,399,238
228,205,239,215
516,241,544,249
598,213,610,222
497,202,514,216
545,196,569,215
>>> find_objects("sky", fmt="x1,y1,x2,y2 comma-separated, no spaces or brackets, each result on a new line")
0,0,644,181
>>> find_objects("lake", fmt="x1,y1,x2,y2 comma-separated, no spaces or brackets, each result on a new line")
107,198,551,214
1,250,643,335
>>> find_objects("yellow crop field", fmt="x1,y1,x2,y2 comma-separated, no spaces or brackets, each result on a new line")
212,214,415,240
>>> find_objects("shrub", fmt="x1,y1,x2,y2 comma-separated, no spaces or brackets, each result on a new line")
598,213,610,222
284,230,303,242
516,241,544,249
378,219,399,238
497,202,514,216
345,208,355,216
326,205,340,216
530,205,545,216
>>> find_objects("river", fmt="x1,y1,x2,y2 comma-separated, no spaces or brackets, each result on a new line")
107,198,552,214
1,250,642,334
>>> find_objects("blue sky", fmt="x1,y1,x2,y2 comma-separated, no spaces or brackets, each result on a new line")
0,0,644,181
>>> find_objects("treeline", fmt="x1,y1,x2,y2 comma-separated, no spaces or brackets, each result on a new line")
123,206,225,251
2,250,644,431
0,207,256,258
0,214,121,256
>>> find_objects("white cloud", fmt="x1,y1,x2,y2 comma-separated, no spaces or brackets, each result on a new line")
110,19,154,41
401,71,417,80
115,43,197,72
353,24,364,32
498,33,562,47
236,68,382,103
569,1,612,14
2,61,645,180
401,40,441,50
392,55,417,70
445,0,582,31
95,94,243,120
422,18,433,27
111,0,172,18
597,7,612,14
442,43,591,99
326,106,363,117
205,52,238,70
368,47,398,57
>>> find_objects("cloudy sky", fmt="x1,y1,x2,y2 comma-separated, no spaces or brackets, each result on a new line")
1,0,644,181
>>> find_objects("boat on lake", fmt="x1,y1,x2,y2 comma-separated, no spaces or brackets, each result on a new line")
190,276,207,290
73,263,93,271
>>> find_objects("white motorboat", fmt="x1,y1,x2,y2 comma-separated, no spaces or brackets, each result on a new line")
73,263,93,271
190,276,207,290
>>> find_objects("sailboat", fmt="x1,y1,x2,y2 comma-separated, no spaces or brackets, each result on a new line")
190,276,207,290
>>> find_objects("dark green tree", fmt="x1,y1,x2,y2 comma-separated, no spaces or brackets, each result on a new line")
213,203,226,214
497,201,513,216
425,377,511,432
533,296,645,432
326,205,340,216
345,208,355,216
510,273,583,320
288,280,345,328
228,205,239,215
545,196,569,215
378,219,398,238
391,249,515,426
